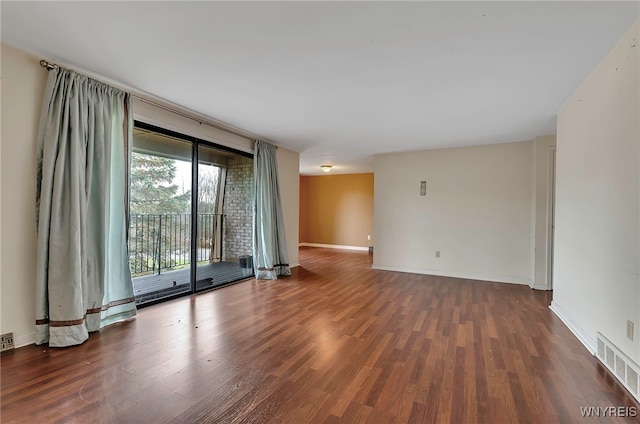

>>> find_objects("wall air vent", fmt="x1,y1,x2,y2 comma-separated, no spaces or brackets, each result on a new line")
596,332,640,403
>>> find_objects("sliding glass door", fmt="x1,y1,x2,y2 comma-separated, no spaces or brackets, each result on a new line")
195,144,254,290
129,122,254,306
129,127,193,303
195,146,224,290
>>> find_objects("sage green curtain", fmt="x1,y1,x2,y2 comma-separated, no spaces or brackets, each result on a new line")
253,140,290,279
35,68,136,347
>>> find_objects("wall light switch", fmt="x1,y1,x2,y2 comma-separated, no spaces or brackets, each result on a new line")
420,181,426,196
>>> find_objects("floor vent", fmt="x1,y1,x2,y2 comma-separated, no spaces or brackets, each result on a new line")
0,332,14,353
596,332,640,403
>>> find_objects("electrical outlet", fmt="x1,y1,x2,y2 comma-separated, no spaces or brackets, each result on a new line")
1,332,14,353
627,320,634,341
435,251,440,258
367,235,371,241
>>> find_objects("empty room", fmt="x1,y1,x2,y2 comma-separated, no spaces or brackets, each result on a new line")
1,2,639,423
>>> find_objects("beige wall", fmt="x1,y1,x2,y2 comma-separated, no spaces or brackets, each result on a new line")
1,44,47,346
133,99,254,154
373,141,533,284
277,147,300,267
299,173,374,248
553,20,639,361
0,43,300,346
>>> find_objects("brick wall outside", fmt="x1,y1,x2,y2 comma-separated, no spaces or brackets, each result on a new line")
223,157,253,261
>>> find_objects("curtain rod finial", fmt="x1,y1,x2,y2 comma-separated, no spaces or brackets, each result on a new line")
39,60,58,70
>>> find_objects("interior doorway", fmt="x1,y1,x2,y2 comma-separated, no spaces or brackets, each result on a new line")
547,147,557,290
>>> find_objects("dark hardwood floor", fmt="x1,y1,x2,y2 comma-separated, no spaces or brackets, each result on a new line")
1,247,638,423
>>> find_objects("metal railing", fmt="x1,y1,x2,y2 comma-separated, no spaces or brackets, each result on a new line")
128,213,223,276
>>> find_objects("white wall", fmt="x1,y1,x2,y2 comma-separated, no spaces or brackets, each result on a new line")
1,44,47,346
0,43,300,346
373,141,533,284
553,20,639,361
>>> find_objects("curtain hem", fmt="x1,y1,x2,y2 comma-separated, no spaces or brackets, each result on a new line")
255,265,291,280
35,302,136,347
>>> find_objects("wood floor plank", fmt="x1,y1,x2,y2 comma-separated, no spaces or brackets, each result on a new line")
2,247,639,423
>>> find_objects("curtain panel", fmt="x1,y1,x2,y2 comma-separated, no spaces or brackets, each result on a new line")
253,140,290,279
35,68,136,347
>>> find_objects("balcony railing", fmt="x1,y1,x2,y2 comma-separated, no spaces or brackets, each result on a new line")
128,213,223,277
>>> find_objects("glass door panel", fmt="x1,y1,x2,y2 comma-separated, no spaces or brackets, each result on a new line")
129,127,192,305
195,145,254,290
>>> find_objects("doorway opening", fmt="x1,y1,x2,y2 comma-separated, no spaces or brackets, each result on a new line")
547,147,557,290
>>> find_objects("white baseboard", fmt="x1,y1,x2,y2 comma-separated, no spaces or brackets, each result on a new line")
14,332,36,349
531,282,551,291
299,243,369,252
550,301,596,355
371,264,531,286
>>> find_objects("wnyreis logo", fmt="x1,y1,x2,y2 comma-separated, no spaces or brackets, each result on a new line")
580,406,637,418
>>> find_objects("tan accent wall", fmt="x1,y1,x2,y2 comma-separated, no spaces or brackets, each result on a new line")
300,173,374,247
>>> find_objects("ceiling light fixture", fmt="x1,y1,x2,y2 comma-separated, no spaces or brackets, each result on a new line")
320,164,332,173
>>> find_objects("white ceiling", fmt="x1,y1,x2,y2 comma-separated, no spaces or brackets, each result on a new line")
2,2,638,175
